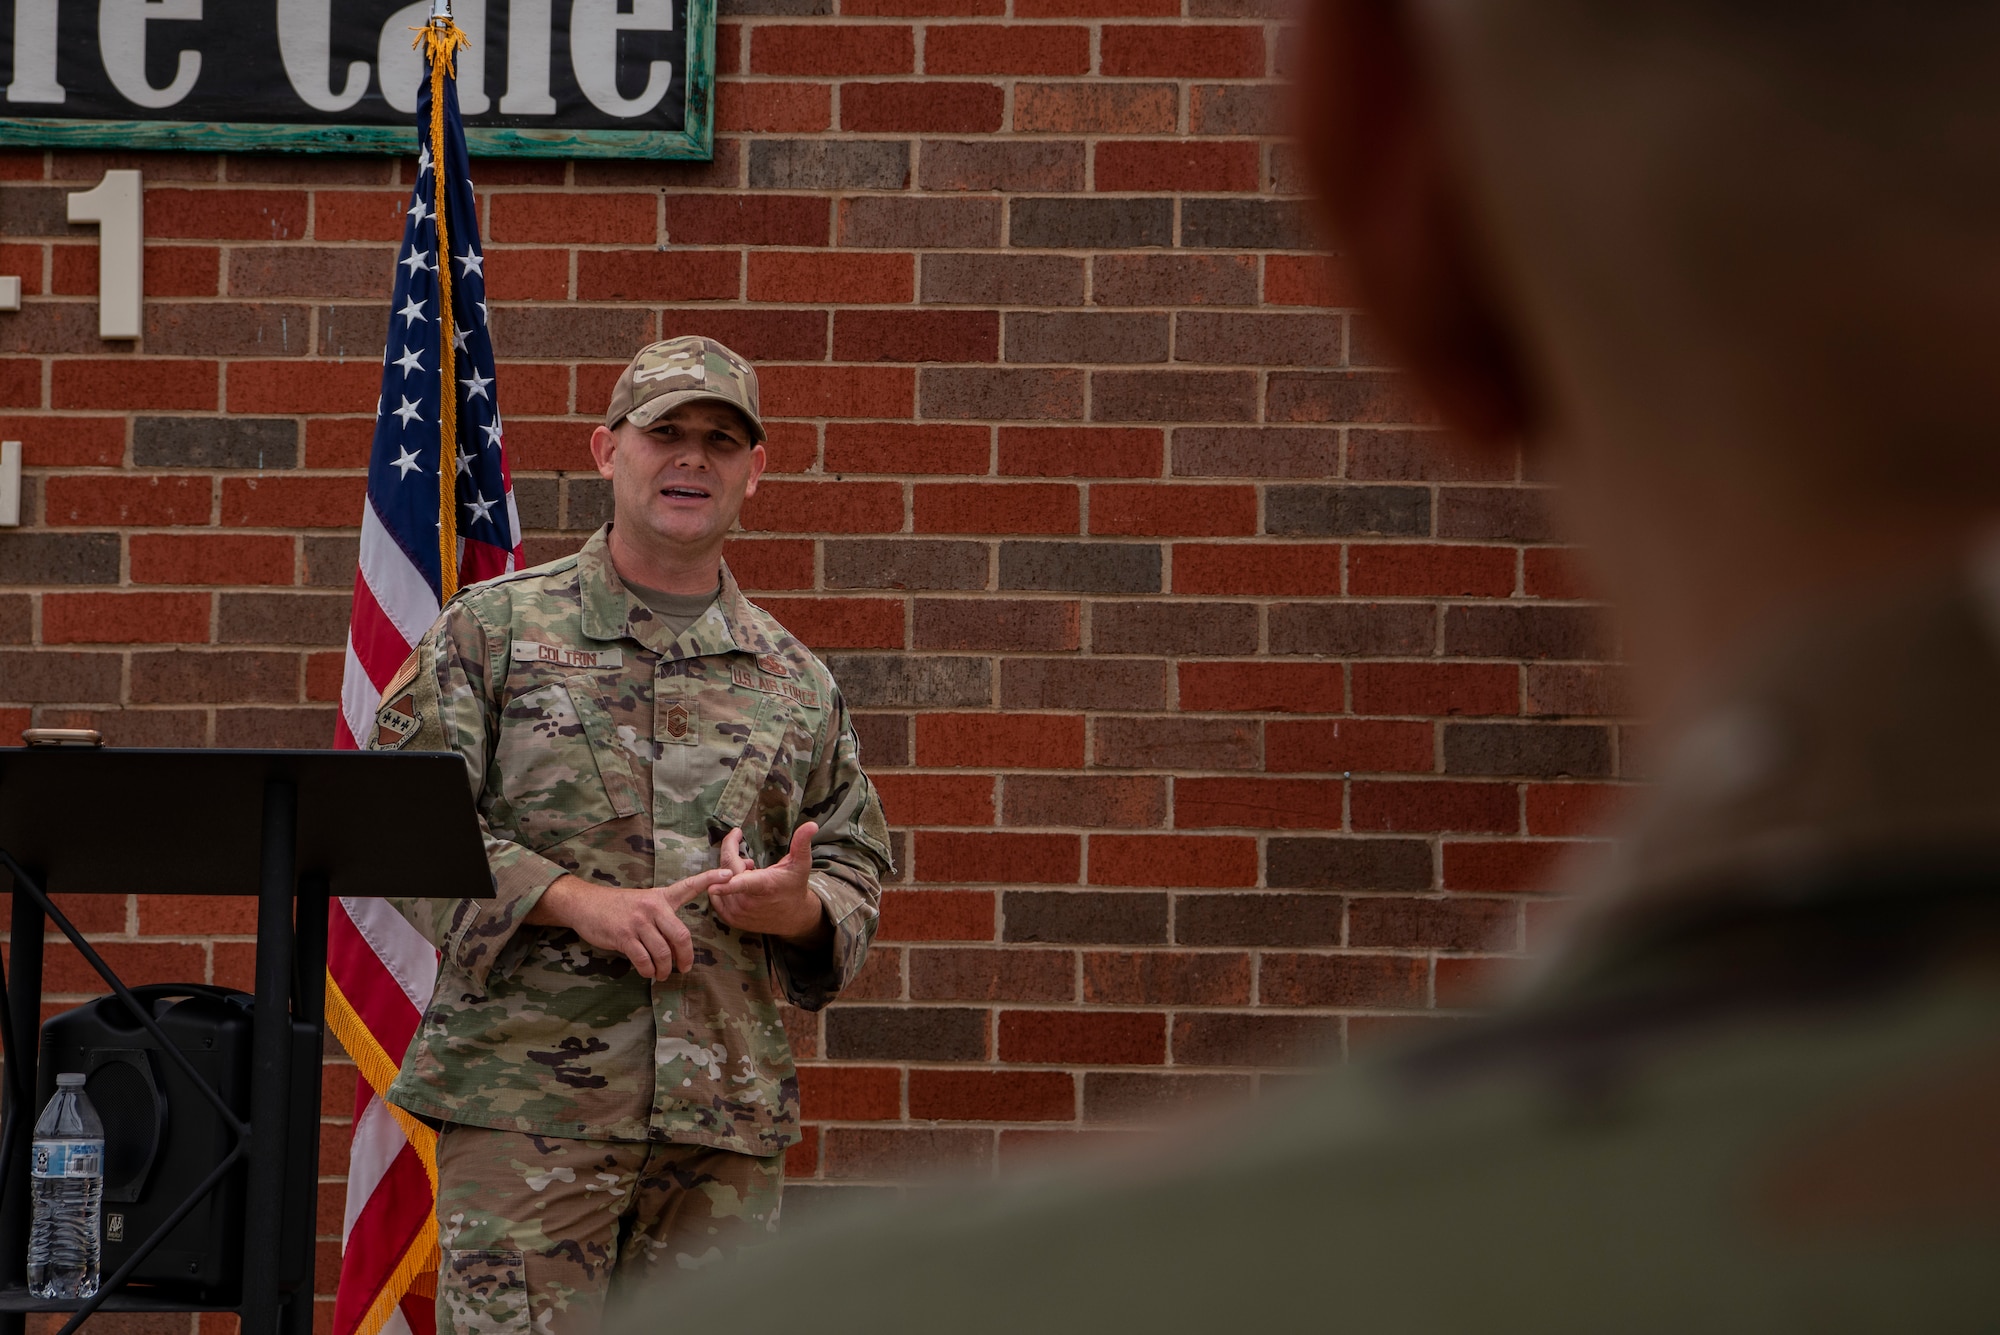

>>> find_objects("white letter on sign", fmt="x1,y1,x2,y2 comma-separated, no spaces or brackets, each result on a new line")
7,0,64,104
277,0,370,112
68,171,143,341
500,0,556,115
99,0,203,109
571,0,674,119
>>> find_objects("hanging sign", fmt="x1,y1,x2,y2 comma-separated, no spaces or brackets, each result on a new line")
0,0,713,159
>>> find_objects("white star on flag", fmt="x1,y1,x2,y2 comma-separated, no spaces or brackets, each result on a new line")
398,295,428,326
456,250,484,277
399,248,431,278
406,197,432,224
460,369,493,401
456,451,473,476
390,444,422,478
465,491,498,525
417,143,433,175
480,418,504,449
394,346,425,375
393,396,424,427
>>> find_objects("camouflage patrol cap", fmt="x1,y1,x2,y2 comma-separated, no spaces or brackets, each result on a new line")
605,336,767,443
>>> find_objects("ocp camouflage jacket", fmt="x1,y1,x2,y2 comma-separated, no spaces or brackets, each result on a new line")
369,525,893,1155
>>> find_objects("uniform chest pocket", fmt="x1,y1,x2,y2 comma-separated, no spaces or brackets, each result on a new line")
491,680,646,851
705,689,815,860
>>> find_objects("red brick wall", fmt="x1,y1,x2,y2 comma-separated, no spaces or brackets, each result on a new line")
0,0,1627,1323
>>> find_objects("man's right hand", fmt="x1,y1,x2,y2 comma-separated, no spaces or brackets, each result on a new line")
525,869,735,979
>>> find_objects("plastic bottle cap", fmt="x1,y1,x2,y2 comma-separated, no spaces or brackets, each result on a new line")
55,1073,84,1087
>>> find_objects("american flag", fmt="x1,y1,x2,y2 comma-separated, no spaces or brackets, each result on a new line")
327,22,520,1335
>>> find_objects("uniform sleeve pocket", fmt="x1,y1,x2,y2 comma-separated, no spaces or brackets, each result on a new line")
441,1248,529,1335
491,680,639,851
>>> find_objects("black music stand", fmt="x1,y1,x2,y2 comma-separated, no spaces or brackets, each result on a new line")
0,748,491,1335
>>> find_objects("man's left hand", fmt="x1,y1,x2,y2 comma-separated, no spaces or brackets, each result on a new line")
711,822,829,945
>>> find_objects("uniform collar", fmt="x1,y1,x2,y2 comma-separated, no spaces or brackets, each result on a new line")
577,523,770,660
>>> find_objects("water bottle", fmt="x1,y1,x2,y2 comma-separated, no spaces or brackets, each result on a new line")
27,1073,103,1300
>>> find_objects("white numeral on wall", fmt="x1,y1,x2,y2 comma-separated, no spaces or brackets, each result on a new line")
66,170,143,340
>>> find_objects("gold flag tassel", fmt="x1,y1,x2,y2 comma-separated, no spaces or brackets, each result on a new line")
418,13,470,600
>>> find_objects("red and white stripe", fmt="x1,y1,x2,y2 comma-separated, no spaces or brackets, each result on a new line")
330,492,520,1335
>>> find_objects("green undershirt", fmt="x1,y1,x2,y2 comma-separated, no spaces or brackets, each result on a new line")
624,577,721,640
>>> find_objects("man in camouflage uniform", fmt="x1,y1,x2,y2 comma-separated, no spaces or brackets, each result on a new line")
616,4,2000,1331
368,335,892,1335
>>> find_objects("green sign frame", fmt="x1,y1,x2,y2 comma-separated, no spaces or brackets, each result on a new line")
0,0,714,159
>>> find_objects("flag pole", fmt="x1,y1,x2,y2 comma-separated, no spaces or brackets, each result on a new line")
420,3,467,599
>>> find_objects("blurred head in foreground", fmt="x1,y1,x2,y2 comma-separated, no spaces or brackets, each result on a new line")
611,6,2000,1331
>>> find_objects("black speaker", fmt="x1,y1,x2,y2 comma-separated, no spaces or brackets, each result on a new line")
36,984,318,1302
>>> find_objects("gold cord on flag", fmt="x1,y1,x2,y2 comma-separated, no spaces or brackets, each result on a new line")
419,17,469,599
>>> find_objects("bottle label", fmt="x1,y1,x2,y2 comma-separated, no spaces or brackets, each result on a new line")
32,1140,101,1179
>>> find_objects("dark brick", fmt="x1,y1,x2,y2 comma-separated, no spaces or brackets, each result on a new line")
1347,896,1519,951
216,593,350,646
920,367,1084,421
909,948,1074,1002
748,139,911,190
302,536,358,587
1260,953,1428,1009
564,479,615,531
839,196,1002,249
1171,1013,1341,1067
1265,838,1435,890
1180,199,1316,249
1526,664,1634,719
1172,427,1338,477
1089,601,1258,656
0,303,114,355
0,595,27,643
1442,724,1613,779
1438,487,1562,542
922,253,1085,306
721,0,832,15
1002,775,1166,828
1083,1072,1251,1124
144,302,311,357
1268,603,1436,657
1082,950,1250,1006
825,540,988,590
1091,254,1258,307
1188,83,1285,135
852,712,911,766
214,706,337,748
0,185,85,236
1093,372,1257,423
1009,198,1172,250
919,140,1084,192
1174,312,1342,367
914,598,1079,651
998,542,1160,593
512,477,559,530
1175,893,1343,947
1268,371,1437,426
1266,485,1430,537
489,306,654,360
314,303,392,358
824,654,992,708
1093,716,1258,770
130,650,297,704
0,651,121,703
1003,891,1167,945
1348,429,1513,483
1004,312,1168,364
823,1127,992,1179
133,417,297,470
228,246,391,297
998,658,1165,710
1442,605,1616,661
825,1007,986,1061
0,533,120,585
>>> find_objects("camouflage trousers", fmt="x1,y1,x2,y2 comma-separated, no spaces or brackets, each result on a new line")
433,1123,784,1335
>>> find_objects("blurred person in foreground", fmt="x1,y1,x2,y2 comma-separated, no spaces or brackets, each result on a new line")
612,4,2000,1329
